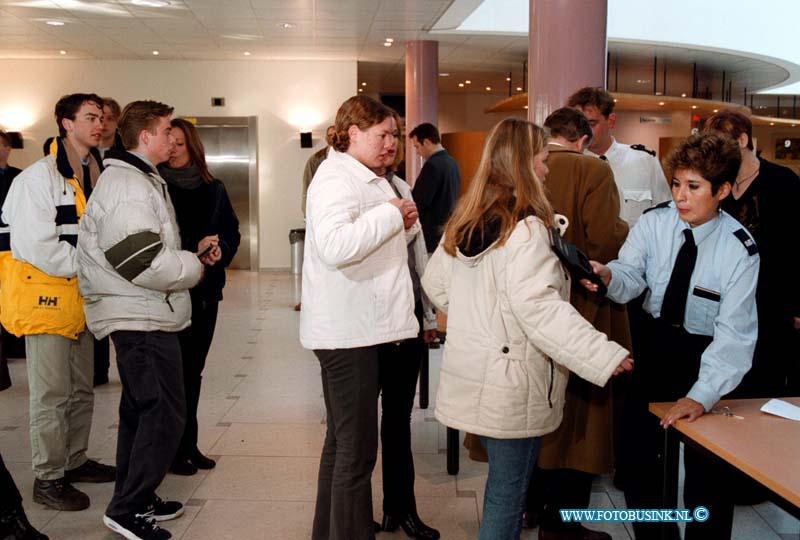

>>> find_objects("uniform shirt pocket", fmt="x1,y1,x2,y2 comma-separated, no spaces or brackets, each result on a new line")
685,286,721,334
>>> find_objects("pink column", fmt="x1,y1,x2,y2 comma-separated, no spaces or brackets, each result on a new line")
405,40,438,186
528,0,607,124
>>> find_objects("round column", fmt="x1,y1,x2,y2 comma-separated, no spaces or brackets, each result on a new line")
528,0,607,124
405,40,439,185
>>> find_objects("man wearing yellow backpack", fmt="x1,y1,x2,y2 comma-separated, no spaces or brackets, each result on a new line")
0,93,116,512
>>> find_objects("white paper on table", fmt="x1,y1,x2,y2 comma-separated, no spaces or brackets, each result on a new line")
760,399,800,421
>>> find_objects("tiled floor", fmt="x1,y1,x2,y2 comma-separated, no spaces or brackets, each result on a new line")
0,270,797,540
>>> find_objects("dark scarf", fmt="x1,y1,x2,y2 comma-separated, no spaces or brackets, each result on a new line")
158,164,205,189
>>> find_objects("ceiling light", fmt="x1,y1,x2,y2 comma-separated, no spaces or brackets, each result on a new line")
278,22,295,29
793,124,797,127
506,77,511,82
439,73,450,77
358,88,363,92
516,87,522,91
152,50,159,55
770,122,775,126
132,0,170,6
681,93,687,97
458,83,464,88
523,105,529,109
361,82,367,86
691,105,697,109
383,42,392,47
655,91,663,96
465,80,471,84
243,51,251,56
635,79,650,84
713,109,718,113
485,86,491,91
46,20,65,26
385,37,394,43
658,101,665,106
59,50,66,55
613,99,618,103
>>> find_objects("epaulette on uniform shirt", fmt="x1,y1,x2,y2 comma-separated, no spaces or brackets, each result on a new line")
630,144,656,157
642,200,671,215
733,229,758,256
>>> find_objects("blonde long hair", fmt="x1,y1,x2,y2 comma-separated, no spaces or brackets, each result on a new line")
442,118,553,256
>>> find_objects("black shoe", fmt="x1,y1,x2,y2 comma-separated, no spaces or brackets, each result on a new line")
103,511,171,540
93,374,109,387
373,520,382,533
32,478,90,511
64,459,116,483
189,450,216,470
145,496,184,522
381,513,440,540
0,504,49,539
168,459,197,476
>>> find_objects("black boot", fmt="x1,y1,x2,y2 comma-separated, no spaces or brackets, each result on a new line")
0,504,49,539
381,512,440,540
189,449,216,470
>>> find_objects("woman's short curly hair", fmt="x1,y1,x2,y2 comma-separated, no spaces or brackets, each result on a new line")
664,132,742,194
332,95,392,153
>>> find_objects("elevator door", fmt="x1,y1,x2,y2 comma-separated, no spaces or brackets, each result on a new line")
189,117,258,270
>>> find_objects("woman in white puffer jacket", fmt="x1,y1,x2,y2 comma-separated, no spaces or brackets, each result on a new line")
421,118,633,540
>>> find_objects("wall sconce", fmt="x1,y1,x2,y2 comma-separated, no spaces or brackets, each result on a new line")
7,132,23,149
300,132,312,148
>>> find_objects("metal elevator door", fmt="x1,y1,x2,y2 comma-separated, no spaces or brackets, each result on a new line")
189,116,258,270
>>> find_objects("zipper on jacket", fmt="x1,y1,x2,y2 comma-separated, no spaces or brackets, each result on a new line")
547,358,555,408
165,292,174,312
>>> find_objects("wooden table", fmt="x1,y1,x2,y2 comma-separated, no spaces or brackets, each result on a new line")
650,397,800,525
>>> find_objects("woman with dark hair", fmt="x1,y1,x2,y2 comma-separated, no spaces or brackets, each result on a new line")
158,118,241,476
584,132,759,540
300,95,420,540
422,118,632,540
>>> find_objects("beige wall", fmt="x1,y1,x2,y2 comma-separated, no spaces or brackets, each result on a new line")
438,92,524,135
613,110,693,158
0,59,357,270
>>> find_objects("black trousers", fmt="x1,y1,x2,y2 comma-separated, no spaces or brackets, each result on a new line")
0,453,22,512
377,301,424,517
621,316,734,540
312,346,380,540
107,331,185,517
93,336,110,384
175,296,219,460
534,467,594,531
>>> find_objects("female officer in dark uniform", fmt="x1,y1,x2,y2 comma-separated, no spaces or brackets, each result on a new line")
584,132,759,540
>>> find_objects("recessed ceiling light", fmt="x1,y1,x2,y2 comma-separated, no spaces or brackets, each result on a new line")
243,51,251,56
792,124,797,127
713,109,718,113
770,122,775,126
361,82,367,86
523,105,529,109
691,105,697,109
506,77,511,82
658,101,665,106
613,99,618,103
358,88,363,93
383,42,392,47
465,80,471,84
681,93,687,97
132,0,170,6
439,73,450,77
152,50,159,55
516,86,522,92
59,50,66,55
458,83,464,88
46,20,65,26
278,22,295,29
385,37,394,43
485,86,491,91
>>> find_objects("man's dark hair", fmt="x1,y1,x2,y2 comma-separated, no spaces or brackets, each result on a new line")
664,132,741,195
54,93,104,137
118,100,174,150
702,109,754,151
0,131,10,146
567,87,615,117
544,107,593,147
409,122,441,145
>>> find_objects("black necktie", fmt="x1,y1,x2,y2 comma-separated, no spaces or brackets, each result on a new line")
660,228,697,326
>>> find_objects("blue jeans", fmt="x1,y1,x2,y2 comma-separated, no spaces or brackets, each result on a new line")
479,436,541,540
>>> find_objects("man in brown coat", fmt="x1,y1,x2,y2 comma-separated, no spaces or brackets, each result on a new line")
532,108,631,540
